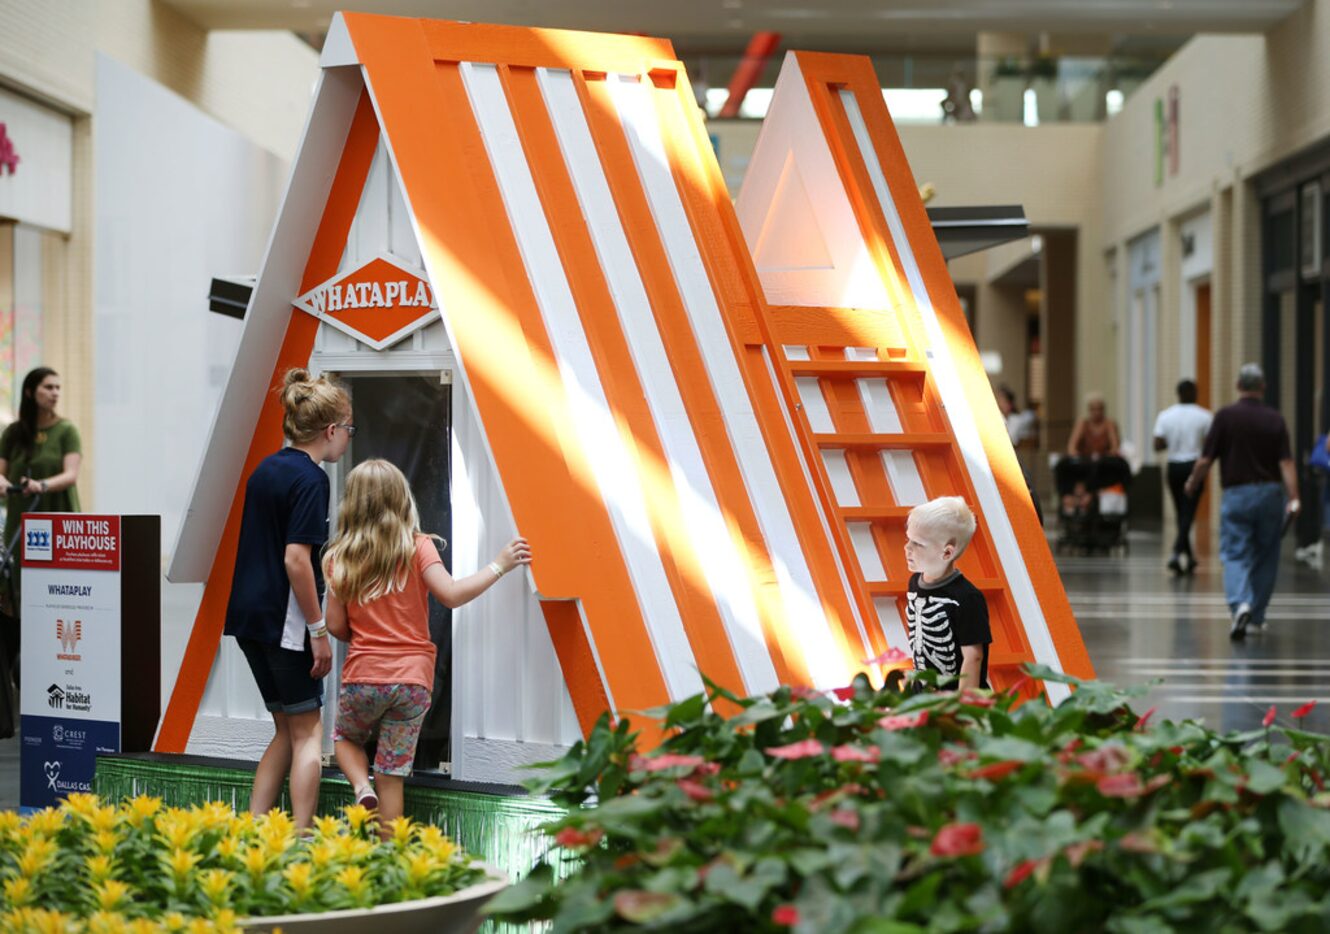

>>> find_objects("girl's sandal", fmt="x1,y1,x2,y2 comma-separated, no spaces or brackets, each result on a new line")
355,783,378,810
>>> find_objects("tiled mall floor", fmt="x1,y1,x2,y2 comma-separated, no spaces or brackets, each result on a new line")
0,529,1327,808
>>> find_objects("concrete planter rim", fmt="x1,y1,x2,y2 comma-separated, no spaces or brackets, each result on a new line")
239,861,509,931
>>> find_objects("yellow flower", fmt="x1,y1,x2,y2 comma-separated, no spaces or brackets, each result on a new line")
405,851,438,887
3,876,33,906
335,864,366,896
283,861,314,897
342,803,373,833
17,838,58,877
333,834,374,863
308,839,337,870
313,814,342,838
160,912,190,932
199,800,232,831
9,907,78,934
227,810,256,837
89,805,119,834
24,807,64,837
257,808,294,837
129,921,162,934
418,826,457,862
86,910,131,934
215,834,242,862
85,854,115,882
207,909,239,932
155,811,197,850
95,878,132,911
120,795,161,829
0,811,22,836
93,830,119,855
166,847,202,880
387,816,415,847
242,846,268,878
199,868,232,905
61,792,101,819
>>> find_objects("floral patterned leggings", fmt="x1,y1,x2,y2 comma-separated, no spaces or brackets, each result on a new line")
332,683,432,777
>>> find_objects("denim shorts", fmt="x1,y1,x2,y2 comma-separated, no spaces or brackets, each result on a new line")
333,683,432,777
236,637,324,715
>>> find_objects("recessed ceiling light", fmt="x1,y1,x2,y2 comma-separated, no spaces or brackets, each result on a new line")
722,0,742,8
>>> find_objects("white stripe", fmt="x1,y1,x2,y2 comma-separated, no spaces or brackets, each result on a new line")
873,597,909,647
461,62,703,701
837,88,1071,704
849,522,888,581
796,377,836,432
611,73,853,687
823,450,860,506
783,345,811,360
536,67,779,696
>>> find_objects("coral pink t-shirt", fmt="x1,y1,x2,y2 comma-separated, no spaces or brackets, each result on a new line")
338,534,441,690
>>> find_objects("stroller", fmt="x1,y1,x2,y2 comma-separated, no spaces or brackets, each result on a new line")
1054,455,1132,555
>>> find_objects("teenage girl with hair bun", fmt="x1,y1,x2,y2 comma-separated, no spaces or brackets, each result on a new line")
224,367,352,830
323,458,529,831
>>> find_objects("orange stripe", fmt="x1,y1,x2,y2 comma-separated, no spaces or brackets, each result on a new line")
154,91,382,752
498,64,749,706
539,602,611,735
792,53,1082,688
347,15,673,739
810,59,1092,680
575,73,811,688
647,64,880,671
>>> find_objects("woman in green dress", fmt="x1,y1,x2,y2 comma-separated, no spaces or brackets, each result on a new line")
0,366,83,588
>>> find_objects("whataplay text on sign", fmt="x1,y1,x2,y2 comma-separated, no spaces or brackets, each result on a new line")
20,514,122,808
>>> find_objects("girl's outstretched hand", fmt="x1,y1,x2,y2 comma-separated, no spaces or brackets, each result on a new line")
497,537,532,574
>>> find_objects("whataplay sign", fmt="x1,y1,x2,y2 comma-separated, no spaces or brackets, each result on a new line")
293,253,439,349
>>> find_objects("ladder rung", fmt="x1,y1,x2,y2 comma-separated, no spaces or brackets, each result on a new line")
839,506,913,522
813,432,951,451
865,578,1004,597
785,360,926,379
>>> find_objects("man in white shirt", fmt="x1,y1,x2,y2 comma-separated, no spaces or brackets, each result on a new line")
1154,379,1213,575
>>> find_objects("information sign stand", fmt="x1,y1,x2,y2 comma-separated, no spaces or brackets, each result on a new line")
19,514,159,808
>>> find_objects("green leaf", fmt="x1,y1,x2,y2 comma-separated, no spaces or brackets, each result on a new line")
1244,759,1288,795
481,862,555,918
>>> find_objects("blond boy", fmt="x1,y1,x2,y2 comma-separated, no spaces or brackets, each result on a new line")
903,496,991,690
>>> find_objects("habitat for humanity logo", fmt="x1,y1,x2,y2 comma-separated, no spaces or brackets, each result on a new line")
24,518,52,561
56,618,82,661
46,682,90,713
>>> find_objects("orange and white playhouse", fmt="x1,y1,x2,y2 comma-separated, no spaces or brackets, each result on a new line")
135,14,1091,812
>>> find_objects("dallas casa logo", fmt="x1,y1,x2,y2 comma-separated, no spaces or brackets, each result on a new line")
56,618,82,660
293,254,439,351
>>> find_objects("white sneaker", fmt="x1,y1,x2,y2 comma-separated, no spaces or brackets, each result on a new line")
1230,603,1252,641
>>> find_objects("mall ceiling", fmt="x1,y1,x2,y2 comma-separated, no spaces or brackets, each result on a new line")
165,0,1303,54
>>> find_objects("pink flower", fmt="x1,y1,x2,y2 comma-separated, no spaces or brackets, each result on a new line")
1003,858,1044,889
772,904,800,926
958,688,996,708
766,739,825,760
879,710,929,731
788,686,819,700
930,822,984,857
630,753,705,773
829,809,860,832
555,826,603,849
832,744,880,763
1118,831,1158,853
965,760,1024,781
1075,745,1130,776
677,778,713,803
1293,700,1317,720
1096,773,1145,798
1062,839,1103,867
1263,705,1278,728
862,647,911,668
1134,707,1157,731
831,685,857,702
937,746,976,768
693,761,721,776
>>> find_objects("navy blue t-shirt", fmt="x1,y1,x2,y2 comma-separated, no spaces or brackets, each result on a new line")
223,447,330,648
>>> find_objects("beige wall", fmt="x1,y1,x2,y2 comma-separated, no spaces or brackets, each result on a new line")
0,0,318,505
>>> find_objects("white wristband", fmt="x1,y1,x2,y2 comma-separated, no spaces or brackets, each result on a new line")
487,561,506,579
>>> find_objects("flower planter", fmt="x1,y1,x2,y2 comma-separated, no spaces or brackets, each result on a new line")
241,863,508,934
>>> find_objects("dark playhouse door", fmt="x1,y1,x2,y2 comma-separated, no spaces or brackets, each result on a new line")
346,374,453,772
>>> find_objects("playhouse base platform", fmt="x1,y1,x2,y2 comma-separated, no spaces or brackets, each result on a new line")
94,753,564,886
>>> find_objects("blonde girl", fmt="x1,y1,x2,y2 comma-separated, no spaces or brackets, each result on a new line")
224,368,352,830
323,459,530,827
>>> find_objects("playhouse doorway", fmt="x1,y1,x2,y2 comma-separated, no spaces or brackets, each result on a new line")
336,372,453,773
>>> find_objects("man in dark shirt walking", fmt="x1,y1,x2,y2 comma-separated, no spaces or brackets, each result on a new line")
1185,363,1300,640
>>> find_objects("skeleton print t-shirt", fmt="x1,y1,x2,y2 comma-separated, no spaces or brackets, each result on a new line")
905,571,991,688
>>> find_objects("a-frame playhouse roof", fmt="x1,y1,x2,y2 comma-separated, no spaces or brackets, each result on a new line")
158,14,1090,752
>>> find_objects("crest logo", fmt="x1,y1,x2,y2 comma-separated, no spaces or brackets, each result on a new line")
293,254,439,350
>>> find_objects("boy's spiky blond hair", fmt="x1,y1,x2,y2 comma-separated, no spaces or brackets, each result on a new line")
908,496,977,557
